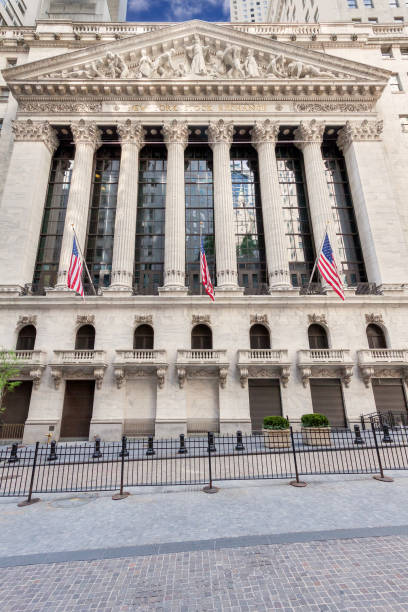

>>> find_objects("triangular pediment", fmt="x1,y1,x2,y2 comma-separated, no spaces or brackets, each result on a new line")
3,20,391,101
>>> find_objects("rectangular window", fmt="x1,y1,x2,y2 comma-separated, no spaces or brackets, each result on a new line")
389,74,403,91
363,0,373,6
400,116,408,132
400,47,408,57
6,57,17,68
348,0,358,7
368,17,378,22
381,45,393,58
0,87,9,101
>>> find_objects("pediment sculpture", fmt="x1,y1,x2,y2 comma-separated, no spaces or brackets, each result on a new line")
43,36,346,81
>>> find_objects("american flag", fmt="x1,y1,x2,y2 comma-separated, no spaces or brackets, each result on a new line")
200,239,215,302
67,236,84,297
317,233,345,301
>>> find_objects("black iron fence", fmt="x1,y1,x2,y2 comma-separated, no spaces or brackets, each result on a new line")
1,422,408,504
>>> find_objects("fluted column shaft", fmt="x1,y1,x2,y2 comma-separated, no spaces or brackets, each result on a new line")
208,120,239,291
295,120,336,287
252,120,291,291
56,120,101,289
162,120,188,291
110,121,145,291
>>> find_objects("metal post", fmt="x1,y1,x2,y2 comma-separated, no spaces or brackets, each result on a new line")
92,436,102,459
8,443,19,463
382,424,392,444
18,442,41,507
360,414,366,431
47,440,58,462
235,430,245,452
178,434,188,454
203,432,219,493
371,421,393,482
146,435,155,456
112,437,130,500
353,425,365,445
289,427,307,487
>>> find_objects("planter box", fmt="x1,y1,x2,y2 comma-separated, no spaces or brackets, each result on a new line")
263,428,291,448
302,427,331,446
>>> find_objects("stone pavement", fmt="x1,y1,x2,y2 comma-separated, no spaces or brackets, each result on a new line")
1,536,408,611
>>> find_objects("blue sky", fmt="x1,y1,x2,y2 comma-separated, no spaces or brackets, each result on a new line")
126,0,230,22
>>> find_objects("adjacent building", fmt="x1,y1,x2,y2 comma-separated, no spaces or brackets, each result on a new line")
230,0,271,22
0,18,408,443
268,0,408,24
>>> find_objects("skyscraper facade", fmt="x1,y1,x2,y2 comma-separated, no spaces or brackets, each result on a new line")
230,0,270,22
268,0,408,23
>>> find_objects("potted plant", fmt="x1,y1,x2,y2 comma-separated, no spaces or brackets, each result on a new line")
263,416,291,448
301,413,331,446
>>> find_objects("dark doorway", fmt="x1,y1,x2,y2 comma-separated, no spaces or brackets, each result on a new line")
250,324,270,350
310,379,346,427
367,324,387,349
249,379,282,432
134,324,154,350
16,326,36,351
1,381,32,425
75,325,95,350
373,379,407,421
60,381,95,439
191,324,212,350
308,324,328,349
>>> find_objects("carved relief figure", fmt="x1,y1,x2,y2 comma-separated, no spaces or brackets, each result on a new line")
244,49,260,78
265,54,287,78
217,45,245,78
138,49,154,78
153,48,177,77
186,34,210,76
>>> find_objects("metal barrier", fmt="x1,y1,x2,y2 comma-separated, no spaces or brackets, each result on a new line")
1,423,407,503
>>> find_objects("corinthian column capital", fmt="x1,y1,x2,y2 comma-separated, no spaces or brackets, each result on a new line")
117,119,146,147
251,119,279,149
71,119,101,150
208,119,234,149
294,119,325,151
162,120,188,148
12,119,59,154
337,119,384,152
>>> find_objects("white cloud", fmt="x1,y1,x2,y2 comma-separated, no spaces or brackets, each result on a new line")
128,0,150,11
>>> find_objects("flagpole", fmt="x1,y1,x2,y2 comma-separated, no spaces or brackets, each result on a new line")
305,220,330,294
199,221,203,296
71,225,97,297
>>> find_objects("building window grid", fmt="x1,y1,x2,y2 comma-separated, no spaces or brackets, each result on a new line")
134,146,167,295
276,145,315,288
33,145,74,292
185,146,215,294
322,143,367,286
231,146,267,294
85,146,120,290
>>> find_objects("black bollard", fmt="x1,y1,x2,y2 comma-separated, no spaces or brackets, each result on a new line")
47,440,58,462
119,435,129,458
382,424,392,444
92,437,102,459
207,432,216,453
8,443,19,463
235,430,245,451
360,415,366,432
146,435,155,456
353,425,365,445
178,434,188,454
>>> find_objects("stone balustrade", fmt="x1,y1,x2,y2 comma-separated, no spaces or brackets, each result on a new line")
114,350,168,389
6,350,46,389
358,349,408,388
176,349,229,389
237,349,291,388
50,350,107,390
298,349,354,388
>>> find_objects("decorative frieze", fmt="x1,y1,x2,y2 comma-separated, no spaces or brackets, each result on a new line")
365,313,384,325
19,102,103,114
12,120,58,154
76,315,95,327
294,102,372,113
135,315,153,326
337,120,384,152
308,314,327,326
192,315,211,325
16,315,37,329
250,314,268,325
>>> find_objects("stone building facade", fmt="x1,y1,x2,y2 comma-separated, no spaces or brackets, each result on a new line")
0,18,408,442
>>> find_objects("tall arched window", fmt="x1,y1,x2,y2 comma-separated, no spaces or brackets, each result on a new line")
367,324,387,349
16,325,36,351
191,324,212,350
134,325,154,350
250,324,271,350
75,325,95,350
308,324,328,350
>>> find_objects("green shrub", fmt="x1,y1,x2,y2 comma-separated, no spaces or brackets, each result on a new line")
301,413,329,428
263,416,290,430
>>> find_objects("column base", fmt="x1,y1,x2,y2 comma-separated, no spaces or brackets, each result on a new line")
158,286,188,297
102,286,133,297
0,284,24,297
215,286,244,296
269,287,300,296
46,286,78,297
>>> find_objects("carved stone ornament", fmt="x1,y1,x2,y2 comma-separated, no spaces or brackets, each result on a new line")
94,368,105,390
71,119,101,149
17,315,37,329
294,102,372,113
135,314,153,326
30,369,43,390
192,315,211,325
76,314,95,327
337,120,384,152
162,120,189,147
51,368,62,390
294,119,325,149
208,119,234,147
239,367,249,389
42,41,346,82
219,367,228,389
365,313,384,325
156,367,166,389
12,120,59,154
308,314,327,326
19,102,103,114
251,119,279,148
117,120,146,147
177,367,186,389
115,368,125,389
361,366,375,388
281,367,290,389
250,314,268,325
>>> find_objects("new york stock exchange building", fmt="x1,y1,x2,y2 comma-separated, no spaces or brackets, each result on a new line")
1,17,408,443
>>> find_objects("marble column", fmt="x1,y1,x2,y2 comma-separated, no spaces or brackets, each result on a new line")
0,120,58,294
252,120,291,291
56,120,101,290
208,119,241,292
161,120,188,293
109,120,145,293
337,120,408,288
